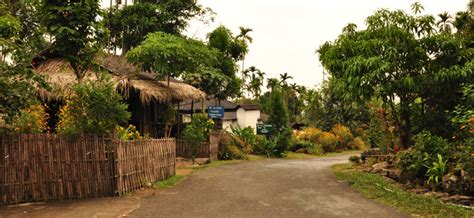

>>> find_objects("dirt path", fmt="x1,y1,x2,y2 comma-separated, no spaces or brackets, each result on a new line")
130,155,407,217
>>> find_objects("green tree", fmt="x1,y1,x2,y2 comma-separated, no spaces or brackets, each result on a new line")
103,0,213,53
57,74,131,136
127,32,217,85
268,87,289,131
181,113,214,162
39,0,105,80
236,26,253,76
437,12,454,33
242,66,265,99
266,78,280,91
193,25,244,99
0,4,46,129
267,87,290,157
301,79,368,131
279,72,293,87
318,5,473,148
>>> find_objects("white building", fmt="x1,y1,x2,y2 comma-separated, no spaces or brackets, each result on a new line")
179,99,262,133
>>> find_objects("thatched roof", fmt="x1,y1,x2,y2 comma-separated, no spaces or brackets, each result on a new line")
35,57,206,104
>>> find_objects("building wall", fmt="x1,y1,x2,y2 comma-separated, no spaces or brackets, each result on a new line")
236,108,260,133
222,120,237,132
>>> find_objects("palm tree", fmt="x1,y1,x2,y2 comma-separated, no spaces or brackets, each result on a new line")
411,2,424,15
249,74,263,99
267,78,279,91
437,12,453,33
279,72,293,86
454,11,471,35
236,27,253,45
256,70,266,80
236,27,253,80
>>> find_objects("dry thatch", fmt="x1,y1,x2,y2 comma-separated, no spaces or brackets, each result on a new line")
35,57,206,104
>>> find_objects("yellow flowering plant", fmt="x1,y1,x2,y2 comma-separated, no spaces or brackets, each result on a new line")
11,103,49,133
115,125,144,141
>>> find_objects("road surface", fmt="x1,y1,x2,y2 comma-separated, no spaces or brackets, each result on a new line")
131,155,406,217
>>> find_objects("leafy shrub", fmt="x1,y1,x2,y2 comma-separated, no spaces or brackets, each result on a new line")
449,140,474,195
367,98,399,153
425,154,448,188
115,124,145,141
273,128,291,157
290,139,323,155
182,113,214,160
57,74,130,136
218,132,247,160
11,103,49,133
230,125,255,154
318,132,338,153
396,131,450,183
451,84,474,140
253,135,277,157
307,143,323,155
331,124,354,150
349,155,361,165
349,137,367,150
297,127,323,143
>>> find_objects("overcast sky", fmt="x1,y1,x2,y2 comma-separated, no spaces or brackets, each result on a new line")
185,0,468,89
101,0,469,89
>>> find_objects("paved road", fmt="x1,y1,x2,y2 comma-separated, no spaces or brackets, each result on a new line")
131,155,407,218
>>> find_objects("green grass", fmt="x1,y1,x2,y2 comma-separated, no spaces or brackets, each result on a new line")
332,164,474,217
153,175,186,189
285,150,361,160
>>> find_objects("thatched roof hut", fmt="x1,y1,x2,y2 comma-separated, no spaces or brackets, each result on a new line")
35,56,206,104
35,55,206,138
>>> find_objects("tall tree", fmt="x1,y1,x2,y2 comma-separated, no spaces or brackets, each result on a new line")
318,4,473,147
103,0,213,53
236,26,253,76
39,0,105,80
127,32,217,85
279,72,293,86
242,66,264,99
437,12,453,33
266,78,279,91
204,26,245,99
0,4,46,128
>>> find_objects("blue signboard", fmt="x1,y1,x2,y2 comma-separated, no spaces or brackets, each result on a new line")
208,106,224,119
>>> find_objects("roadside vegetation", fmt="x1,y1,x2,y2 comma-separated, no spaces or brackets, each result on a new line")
311,1,474,209
332,164,474,217
153,175,187,189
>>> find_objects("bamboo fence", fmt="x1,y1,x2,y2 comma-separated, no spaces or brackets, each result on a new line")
115,138,175,196
176,132,219,160
0,134,176,205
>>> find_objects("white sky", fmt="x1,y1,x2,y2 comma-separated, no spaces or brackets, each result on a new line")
102,0,469,88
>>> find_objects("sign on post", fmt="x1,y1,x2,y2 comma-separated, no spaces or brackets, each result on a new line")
256,124,274,135
208,106,224,119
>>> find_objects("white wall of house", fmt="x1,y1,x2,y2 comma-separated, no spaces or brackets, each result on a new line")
222,120,237,132
236,108,260,133
183,108,261,134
